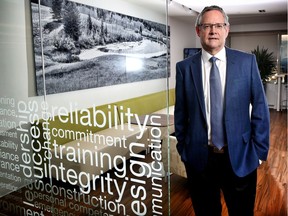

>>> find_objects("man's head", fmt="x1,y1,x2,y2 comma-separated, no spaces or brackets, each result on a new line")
196,5,230,55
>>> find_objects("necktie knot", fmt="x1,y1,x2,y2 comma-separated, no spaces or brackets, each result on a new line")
210,56,218,63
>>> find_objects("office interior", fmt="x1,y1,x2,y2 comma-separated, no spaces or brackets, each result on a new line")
0,0,287,215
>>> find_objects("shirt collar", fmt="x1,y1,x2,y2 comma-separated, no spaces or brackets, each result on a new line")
202,47,226,63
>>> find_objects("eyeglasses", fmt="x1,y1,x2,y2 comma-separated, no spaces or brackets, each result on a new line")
198,23,227,31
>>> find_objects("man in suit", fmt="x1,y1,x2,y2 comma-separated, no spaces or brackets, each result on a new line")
174,5,270,216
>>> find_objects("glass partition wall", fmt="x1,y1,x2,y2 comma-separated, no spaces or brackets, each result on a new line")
0,0,171,215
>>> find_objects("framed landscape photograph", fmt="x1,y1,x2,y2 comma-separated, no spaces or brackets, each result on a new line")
30,0,169,95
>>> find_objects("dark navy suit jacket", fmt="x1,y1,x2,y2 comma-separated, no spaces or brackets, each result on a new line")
174,47,270,177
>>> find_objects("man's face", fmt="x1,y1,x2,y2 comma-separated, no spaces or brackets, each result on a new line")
196,10,229,55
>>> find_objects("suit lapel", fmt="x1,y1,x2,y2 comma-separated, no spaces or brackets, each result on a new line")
190,52,207,122
225,48,238,109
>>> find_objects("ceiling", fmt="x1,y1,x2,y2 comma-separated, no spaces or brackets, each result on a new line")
125,0,287,24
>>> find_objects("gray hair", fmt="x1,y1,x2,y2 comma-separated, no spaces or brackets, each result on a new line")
195,5,230,27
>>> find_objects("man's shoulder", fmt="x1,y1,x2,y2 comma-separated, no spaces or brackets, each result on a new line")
226,47,253,58
177,52,200,66
177,56,193,65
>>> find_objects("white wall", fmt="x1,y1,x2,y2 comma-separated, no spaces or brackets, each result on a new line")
229,32,279,56
168,17,198,89
0,1,29,102
229,22,287,55
229,22,287,33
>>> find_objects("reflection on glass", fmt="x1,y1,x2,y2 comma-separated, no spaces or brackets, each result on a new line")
126,57,143,72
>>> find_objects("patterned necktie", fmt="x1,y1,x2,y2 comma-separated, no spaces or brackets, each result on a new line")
210,57,224,149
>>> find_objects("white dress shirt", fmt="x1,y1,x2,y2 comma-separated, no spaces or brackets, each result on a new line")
201,47,227,144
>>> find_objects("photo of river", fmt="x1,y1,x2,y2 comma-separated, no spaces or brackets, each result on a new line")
30,0,169,96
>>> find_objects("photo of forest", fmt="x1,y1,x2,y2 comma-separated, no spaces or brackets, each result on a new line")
30,0,169,95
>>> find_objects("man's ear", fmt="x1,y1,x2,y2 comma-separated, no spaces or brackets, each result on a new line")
225,26,230,38
196,27,201,37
